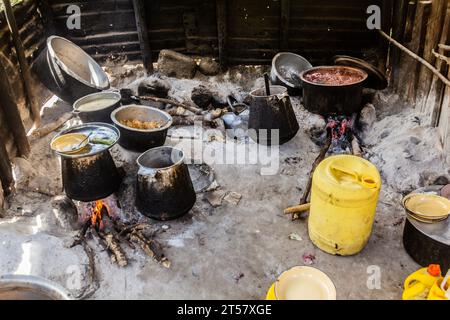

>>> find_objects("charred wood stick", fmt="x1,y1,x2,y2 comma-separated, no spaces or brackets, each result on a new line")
293,134,332,221
76,240,99,300
351,135,362,157
129,229,171,268
100,232,128,267
29,113,74,141
139,96,204,115
284,203,311,215
70,220,90,248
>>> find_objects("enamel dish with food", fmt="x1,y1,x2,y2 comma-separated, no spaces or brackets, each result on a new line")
50,133,89,154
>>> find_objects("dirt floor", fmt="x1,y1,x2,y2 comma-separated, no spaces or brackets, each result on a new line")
1,65,449,300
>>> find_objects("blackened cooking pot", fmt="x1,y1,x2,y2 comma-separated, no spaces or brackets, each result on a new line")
300,66,368,116
111,105,172,152
52,123,122,202
73,91,121,123
135,147,196,220
248,85,299,145
33,36,110,104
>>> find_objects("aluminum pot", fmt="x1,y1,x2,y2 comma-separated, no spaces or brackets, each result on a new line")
300,66,368,116
402,185,450,271
33,36,110,104
270,52,312,96
111,105,172,152
73,91,121,123
0,275,72,300
53,123,122,202
136,146,196,220
248,85,299,145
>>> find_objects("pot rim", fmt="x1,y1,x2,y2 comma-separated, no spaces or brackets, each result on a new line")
111,105,173,133
73,91,121,114
299,65,368,87
46,36,110,91
271,52,313,89
136,146,185,170
0,274,73,300
249,85,288,98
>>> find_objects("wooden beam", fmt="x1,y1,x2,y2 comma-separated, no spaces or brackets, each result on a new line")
2,0,41,127
417,0,448,112
390,0,409,88
399,1,432,102
216,0,227,70
428,4,450,126
0,134,14,196
438,66,450,165
379,0,393,71
0,60,30,157
37,0,56,36
280,0,290,51
132,0,153,73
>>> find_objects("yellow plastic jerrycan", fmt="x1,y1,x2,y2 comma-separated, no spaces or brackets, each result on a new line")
308,155,381,255
403,264,441,300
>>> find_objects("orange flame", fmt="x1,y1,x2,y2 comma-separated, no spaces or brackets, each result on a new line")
91,200,104,229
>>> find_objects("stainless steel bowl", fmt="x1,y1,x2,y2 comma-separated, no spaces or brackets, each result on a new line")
111,105,172,152
0,275,72,300
73,91,121,123
270,52,313,95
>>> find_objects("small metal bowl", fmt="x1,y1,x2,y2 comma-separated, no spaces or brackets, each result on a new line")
111,105,172,152
270,52,313,95
50,133,89,155
73,91,121,123
0,275,72,300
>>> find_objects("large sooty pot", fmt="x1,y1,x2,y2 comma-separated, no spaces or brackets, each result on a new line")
73,91,121,123
0,275,72,300
248,85,299,145
111,105,172,152
300,66,368,116
53,123,122,202
33,36,110,104
136,147,196,220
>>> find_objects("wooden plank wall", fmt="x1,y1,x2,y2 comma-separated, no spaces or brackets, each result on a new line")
389,0,450,163
47,0,384,66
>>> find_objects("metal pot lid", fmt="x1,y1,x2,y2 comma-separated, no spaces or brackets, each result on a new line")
333,55,388,90
52,122,120,159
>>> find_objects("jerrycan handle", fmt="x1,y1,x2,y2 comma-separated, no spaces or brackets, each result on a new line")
441,270,450,299
329,163,377,189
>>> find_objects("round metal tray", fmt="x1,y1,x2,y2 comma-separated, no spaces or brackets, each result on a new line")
0,275,72,300
52,122,120,159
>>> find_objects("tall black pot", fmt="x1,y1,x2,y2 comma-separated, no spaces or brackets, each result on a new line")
248,85,299,145
135,147,196,220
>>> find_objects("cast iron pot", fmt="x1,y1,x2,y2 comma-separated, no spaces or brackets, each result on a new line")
111,105,172,152
248,85,299,145
0,275,72,300
135,146,196,220
73,91,121,123
300,66,368,116
33,36,110,104
53,123,122,202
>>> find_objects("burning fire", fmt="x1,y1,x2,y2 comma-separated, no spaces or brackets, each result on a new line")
91,200,105,230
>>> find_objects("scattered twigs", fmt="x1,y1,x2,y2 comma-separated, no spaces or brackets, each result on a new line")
284,203,311,215
29,113,74,141
432,49,450,65
139,95,204,115
379,30,450,87
292,132,332,221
